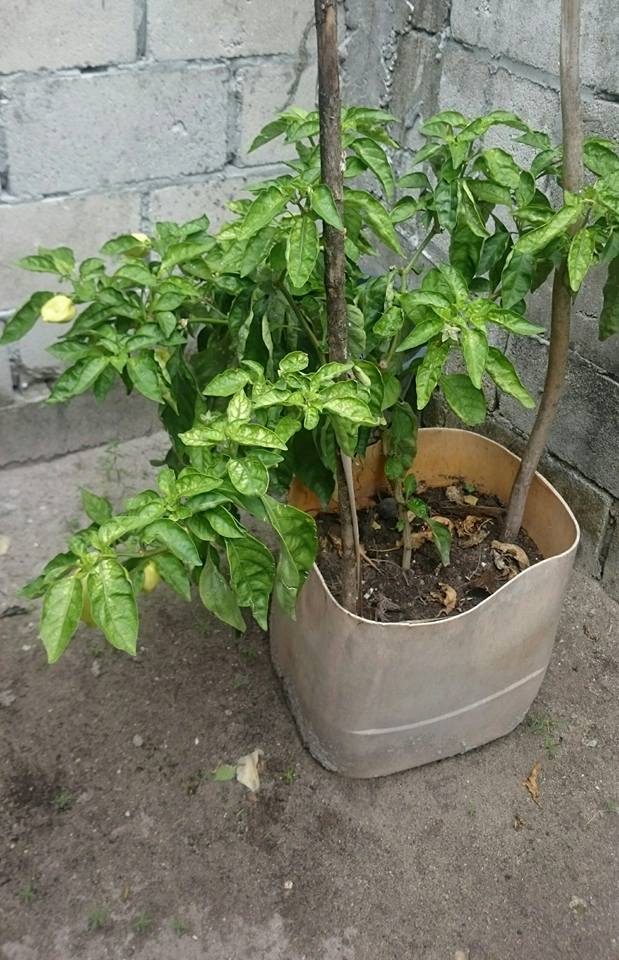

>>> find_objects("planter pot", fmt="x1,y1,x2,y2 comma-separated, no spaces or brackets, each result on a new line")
270,428,579,778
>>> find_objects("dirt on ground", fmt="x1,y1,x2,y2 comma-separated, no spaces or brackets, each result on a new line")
0,435,618,960
317,486,542,621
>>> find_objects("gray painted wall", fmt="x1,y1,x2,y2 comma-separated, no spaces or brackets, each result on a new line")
0,0,617,598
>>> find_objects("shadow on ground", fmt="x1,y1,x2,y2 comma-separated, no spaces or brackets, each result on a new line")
0,436,617,960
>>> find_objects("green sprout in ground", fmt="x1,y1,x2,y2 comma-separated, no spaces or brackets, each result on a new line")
171,918,189,936
87,908,110,932
281,768,299,785
17,882,36,904
52,789,74,812
132,911,155,935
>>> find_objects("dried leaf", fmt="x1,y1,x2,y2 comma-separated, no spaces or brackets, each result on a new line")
463,493,479,506
236,748,264,793
491,540,529,570
445,484,464,504
370,519,382,531
431,582,457,615
513,815,526,830
432,515,455,533
524,760,541,804
410,528,432,550
375,592,401,622
457,514,492,548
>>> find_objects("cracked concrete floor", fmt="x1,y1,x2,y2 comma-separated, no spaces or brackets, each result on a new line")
0,434,617,960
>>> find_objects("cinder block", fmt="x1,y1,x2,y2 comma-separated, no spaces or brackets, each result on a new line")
235,61,316,165
149,166,287,233
450,0,619,93
0,386,159,468
148,0,313,60
527,273,619,380
0,191,142,373
602,516,619,603
479,414,613,577
5,65,228,196
0,0,136,73
499,337,619,498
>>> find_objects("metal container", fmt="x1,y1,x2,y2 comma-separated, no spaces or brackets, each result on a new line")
270,428,580,778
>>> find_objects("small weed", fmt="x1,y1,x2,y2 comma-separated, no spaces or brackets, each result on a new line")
467,801,476,817
52,789,74,812
606,800,618,813
239,642,258,660
171,918,189,936
232,674,249,689
87,908,109,932
543,735,561,758
132,911,155,935
281,768,298,785
526,711,556,736
463,482,476,494
17,882,36,904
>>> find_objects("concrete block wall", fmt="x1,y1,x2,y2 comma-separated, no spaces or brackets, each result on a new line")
340,0,618,599
0,0,317,436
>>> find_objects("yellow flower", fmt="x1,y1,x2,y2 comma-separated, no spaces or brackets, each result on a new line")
41,294,76,324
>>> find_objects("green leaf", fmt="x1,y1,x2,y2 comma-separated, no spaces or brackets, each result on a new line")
416,340,450,409
467,179,512,207
501,251,535,309
441,373,486,425
206,506,245,539
427,519,451,566
322,396,376,425
203,368,250,396
486,347,535,408
397,315,444,352
479,148,522,189
459,182,489,238
226,421,287,450
583,138,619,177
211,763,238,781
515,203,583,256
398,171,431,190
40,577,82,663
154,554,192,601
278,351,309,376
142,519,201,567
227,457,269,496
385,401,417,478
0,291,54,345
310,183,344,230
101,234,148,256
347,303,366,358
390,197,418,223
88,559,138,655
461,326,488,389
199,555,246,631
286,215,319,288
478,224,511,276
374,305,404,338
489,307,544,336
599,257,619,340
161,241,214,273
127,354,164,403
239,186,289,240
48,357,110,404
262,496,317,619
226,534,275,630
227,389,252,422
80,488,113,526
434,179,458,230
350,137,395,198
115,261,156,287
175,470,222,498
98,502,165,546
249,116,288,152
567,228,595,293
344,188,403,255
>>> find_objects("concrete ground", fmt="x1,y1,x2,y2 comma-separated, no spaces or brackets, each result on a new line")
0,435,617,960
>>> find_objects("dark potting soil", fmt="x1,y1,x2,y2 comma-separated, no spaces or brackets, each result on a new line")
316,483,543,622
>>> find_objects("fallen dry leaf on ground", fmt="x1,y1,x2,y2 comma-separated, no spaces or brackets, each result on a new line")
431,582,458,615
236,749,264,793
513,815,526,830
457,515,492,548
446,484,464,504
524,761,542,804
492,540,530,571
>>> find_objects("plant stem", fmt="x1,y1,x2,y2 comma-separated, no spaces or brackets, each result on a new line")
276,281,326,360
314,0,360,613
503,0,583,541
394,479,413,571
384,227,438,368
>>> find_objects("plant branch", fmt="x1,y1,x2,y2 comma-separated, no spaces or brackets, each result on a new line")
503,0,583,541
315,0,360,612
276,280,326,360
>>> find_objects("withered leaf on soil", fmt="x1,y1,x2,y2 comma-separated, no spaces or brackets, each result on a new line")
431,582,458,615
492,540,530,570
524,761,542,805
236,749,264,793
457,514,492,548
513,815,526,830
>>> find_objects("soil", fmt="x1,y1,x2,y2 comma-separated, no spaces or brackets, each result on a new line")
317,484,543,621
1,436,618,960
